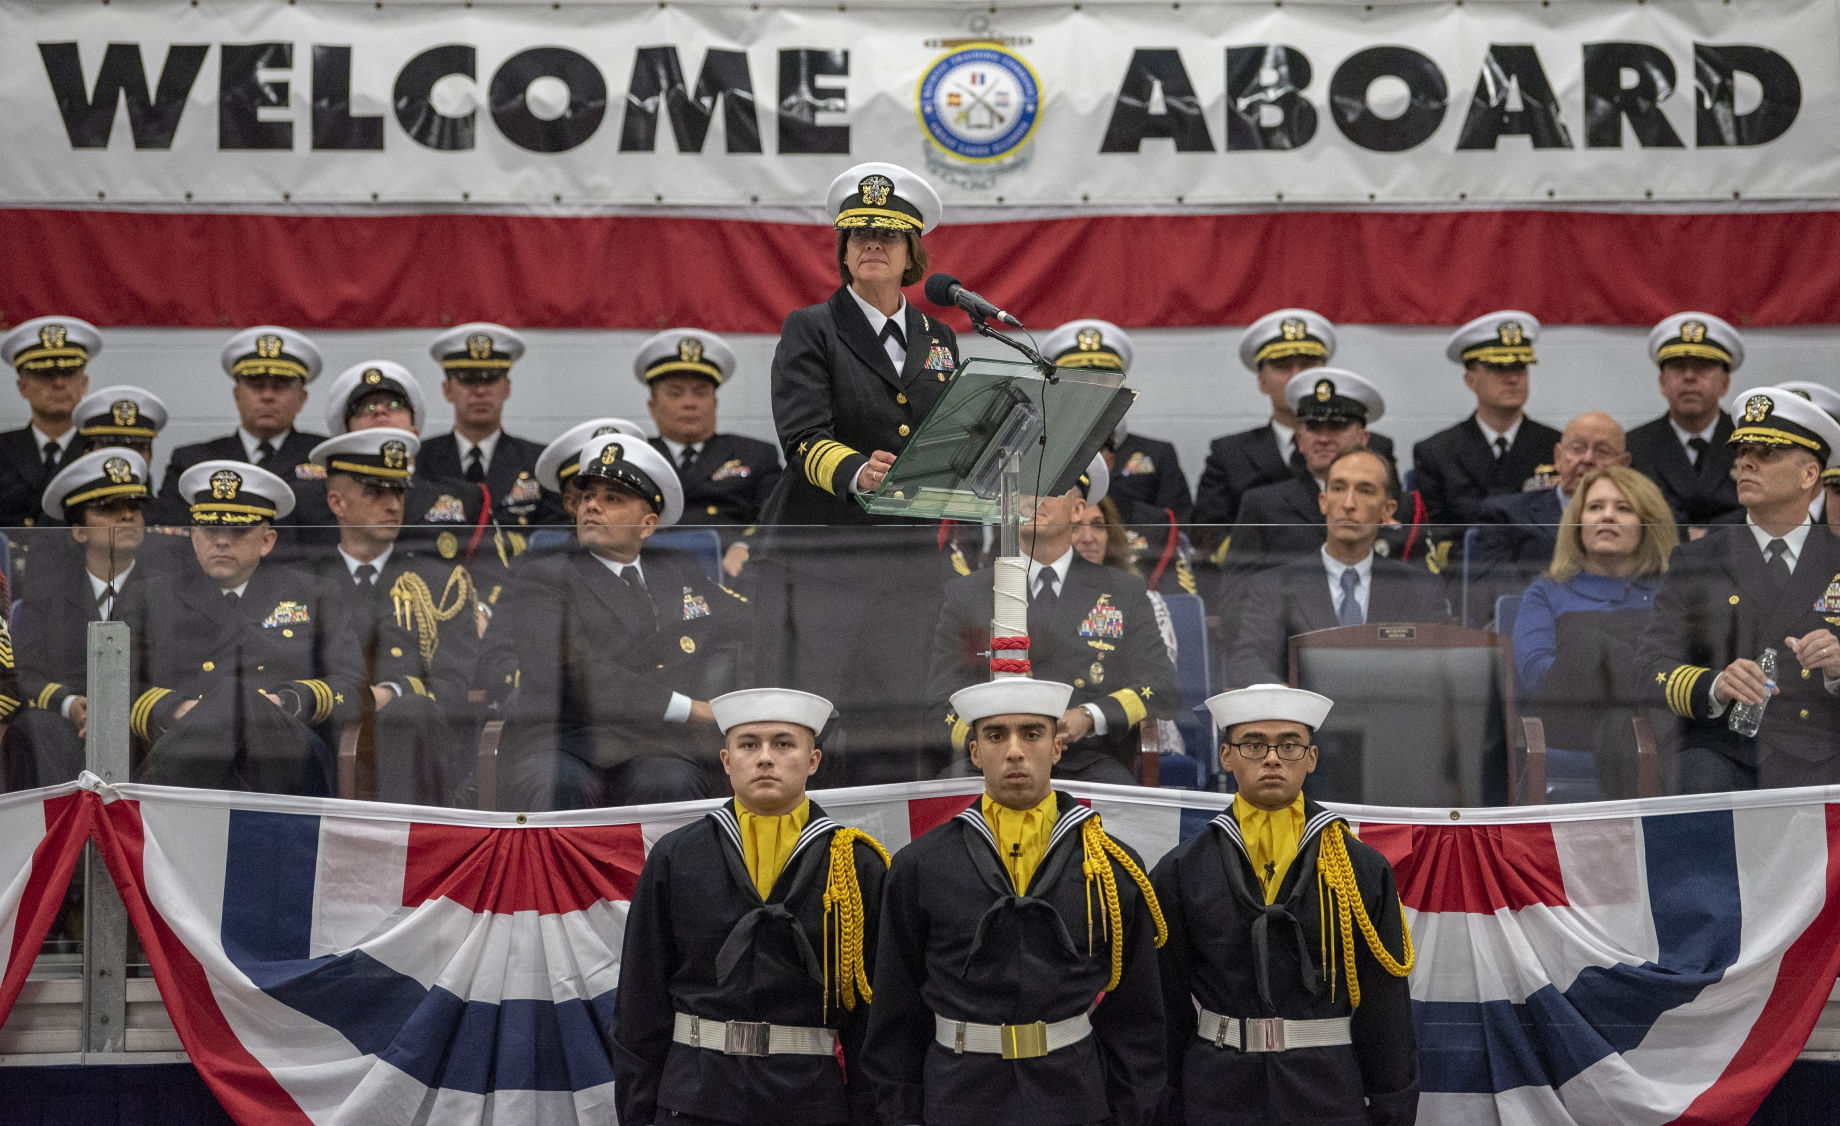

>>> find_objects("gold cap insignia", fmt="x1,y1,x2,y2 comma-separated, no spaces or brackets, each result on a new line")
678,337,704,364
210,469,243,499
860,174,893,207
39,324,67,350
467,333,494,360
111,399,138,426
103,457,134,484
382,440,407,469
1314,378,1335,402
1280,316,1308,342
1681,320,1707,344
363,367,384,386
1497,321,1524,346
1076,327,1103,352
255,333,284,359
599,442,621,465
1743,394,1774,423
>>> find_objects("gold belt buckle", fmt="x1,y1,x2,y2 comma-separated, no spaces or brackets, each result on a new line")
724,1021,771,1057
1001,1021,1050,1060
1241,1017,1286,1053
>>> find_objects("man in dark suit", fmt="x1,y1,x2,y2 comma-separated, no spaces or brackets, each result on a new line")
1626,313,1743,529
153,326,327,524
1638,387,1840,792
417,322,563,532
307,429,481,804
1412,311,1563,571
0,316,96,588
1466,411,1630,625
119,460,363,795
1228,448,1451,687
500,432,748,810
633,328,782,578
928,456,1177,783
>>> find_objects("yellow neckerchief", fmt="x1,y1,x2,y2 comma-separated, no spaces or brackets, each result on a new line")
981,792,1057,894
737,798,810,900
1234,792,1306,904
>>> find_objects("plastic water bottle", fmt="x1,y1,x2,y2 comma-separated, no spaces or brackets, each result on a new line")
1728,647,1778,738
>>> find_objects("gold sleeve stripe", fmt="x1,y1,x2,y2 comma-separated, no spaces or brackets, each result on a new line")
802,440,841,489
130,688,172,740
34,683,63,710
407,677,430,698
297,679,335,724
1665,666,1709,718
0,695,18,722
1109,689,1149,728
803,439,860,495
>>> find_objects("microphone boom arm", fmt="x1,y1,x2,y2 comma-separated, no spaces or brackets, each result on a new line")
971,315,1059,383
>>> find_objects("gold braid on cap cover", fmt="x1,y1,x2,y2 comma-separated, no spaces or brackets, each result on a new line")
822,827,891,1021
389,566,478,667
1080,817,1168,993
1316,821,1414,1008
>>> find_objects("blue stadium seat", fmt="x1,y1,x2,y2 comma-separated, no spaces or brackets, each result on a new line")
1495,593,1522,640
0,530,11,603
1158,593,1216,787
526,528,570,553
1459,524,1482,626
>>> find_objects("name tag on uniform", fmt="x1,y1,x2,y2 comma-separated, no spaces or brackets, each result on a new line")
711,459,751,481
262,600,311,628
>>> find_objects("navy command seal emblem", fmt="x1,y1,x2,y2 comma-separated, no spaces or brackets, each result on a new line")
915,43,1041,188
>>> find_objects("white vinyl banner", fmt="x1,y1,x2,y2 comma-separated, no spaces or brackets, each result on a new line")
0,0,1834,208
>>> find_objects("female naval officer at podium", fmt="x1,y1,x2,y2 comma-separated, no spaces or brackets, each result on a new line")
754,162,963,784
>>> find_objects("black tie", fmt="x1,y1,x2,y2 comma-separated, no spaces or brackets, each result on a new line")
620,566,656,625
255,440,277,465
223,590,240,608
678,445,698,473
42,439,60,474
880,320,906,350
1493,435,1510,460
1766,539,1792,588
1687,436,1710,471
355,563,377,587
465,448,486,483
1030,570,1059,633
96,586,115,620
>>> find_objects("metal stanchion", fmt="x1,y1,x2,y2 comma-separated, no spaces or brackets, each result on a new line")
82,621,131,1054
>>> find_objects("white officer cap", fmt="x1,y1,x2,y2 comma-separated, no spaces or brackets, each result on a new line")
950,678,1075,726
1286,367,1386,426
1446,311,1540,366
1779,381,1840,425
1204,684,1334,733
827,162,943,235
1239,308,1335,373
1730,385,1840,469
309,428,420,490
3,315,102,374
220,326,321,383
324,360,428,436
1648,312,1743,372
178,460,296,524
535,418,647,491
42,447,150,522
633,328,736,387
710,688,836,737
75,385,168,442
576,432,684,528
1042,319,1132,374
429,322,525,380
1077,452,1109,506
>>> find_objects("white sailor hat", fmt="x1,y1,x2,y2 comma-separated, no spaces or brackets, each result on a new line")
1204,684,1334,733
1648,312,1743,371
3,316,101,374
429,322,525,380
576,432,684,528
1446,311,1540,366
178,460,295,525
41,447,150,522
535,418,647,491
1286,367,1386,426
1729,385,1840,469
75,385,168,443
950,678,1075,726
324,360,428,436
1042,319,1132,374
633,328,736,387
1076,453,1109,506
1779,381,1840,424
309,428,420,490
710,688,836,737
220,326,321,383
1239,309,1335,372
827,162,942,235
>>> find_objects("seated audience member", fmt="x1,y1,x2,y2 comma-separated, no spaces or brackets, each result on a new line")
307,429,481,804
1781,381,1840,528
929,456,1177,784
1637,388,1840,793
1828,461,1839,531
499,431,747,811
0,316,95,530
1467,411,1630,626
9,449,166,786
1073,493,1187,756
419,322,564,530
71,385,167,460
1043,320,1192,525
118,462,362,795
1626,313,1744,529
1513,467,1678,796
1226,448,1450,687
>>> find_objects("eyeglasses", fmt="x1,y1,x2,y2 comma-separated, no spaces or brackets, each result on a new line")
237,375,300,393
846,227,901,243
1226,741,1312,761
1559,441,1622,460
351,398,409,417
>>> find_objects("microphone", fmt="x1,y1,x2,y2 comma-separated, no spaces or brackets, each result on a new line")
925,273,1024,329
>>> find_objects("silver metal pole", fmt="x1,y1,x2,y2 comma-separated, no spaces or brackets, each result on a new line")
82,621,130,1054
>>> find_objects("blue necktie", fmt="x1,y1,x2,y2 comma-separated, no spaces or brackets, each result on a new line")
1337,568,1364,627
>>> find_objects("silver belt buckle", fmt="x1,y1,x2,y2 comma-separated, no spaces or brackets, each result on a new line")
724,1021,771,1057
1241,1017,1286,1053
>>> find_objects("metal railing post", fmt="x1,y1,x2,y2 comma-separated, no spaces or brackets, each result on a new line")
82,621,131,1054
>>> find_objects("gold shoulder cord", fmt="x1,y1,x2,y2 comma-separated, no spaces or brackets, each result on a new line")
1316,822,1415,1007
822,827,892,1021
390,566,478,666
1080,817,1168,993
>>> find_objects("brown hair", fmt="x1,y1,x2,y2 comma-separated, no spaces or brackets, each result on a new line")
1546,465,1679,582
836,229,927,288
1089,496,1139,576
